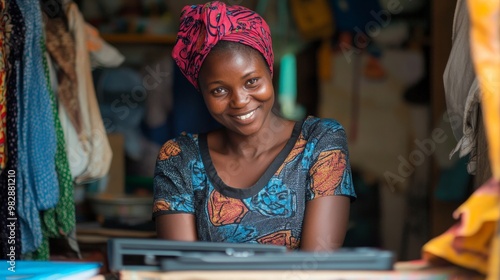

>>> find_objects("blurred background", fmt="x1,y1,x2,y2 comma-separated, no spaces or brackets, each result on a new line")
72,0,466,262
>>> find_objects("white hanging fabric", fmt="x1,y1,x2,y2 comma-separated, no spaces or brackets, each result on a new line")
66,2,112,183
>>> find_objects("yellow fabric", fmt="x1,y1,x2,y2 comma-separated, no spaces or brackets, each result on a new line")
422,179,500,275
466,1,500,278
467,0,500,180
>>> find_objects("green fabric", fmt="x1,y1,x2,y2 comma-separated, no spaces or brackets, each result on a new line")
30,39,75,260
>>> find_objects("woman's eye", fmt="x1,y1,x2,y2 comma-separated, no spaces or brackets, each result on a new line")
212,87,227,96
246,78,259,87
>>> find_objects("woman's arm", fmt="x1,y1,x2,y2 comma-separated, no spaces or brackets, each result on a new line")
300,195,350,251
156,213,198,241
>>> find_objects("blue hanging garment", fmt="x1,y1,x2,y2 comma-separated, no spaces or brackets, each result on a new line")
16,0,60,254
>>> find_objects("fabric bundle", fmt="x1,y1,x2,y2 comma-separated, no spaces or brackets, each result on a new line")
422,179,500,275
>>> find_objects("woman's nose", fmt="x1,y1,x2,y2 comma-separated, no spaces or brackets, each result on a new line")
230,90,249,108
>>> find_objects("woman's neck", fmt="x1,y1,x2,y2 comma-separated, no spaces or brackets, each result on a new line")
215,114,295,159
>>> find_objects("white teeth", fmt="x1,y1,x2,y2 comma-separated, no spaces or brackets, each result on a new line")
236,110,255,120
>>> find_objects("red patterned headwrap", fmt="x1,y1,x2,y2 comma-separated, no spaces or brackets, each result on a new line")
172,1,274,90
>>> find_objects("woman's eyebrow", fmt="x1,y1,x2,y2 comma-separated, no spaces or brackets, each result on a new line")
205,70,258,86
241,70,257,80
206,80,224,86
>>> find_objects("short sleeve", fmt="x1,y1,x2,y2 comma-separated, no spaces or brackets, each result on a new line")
306,119,356,202
153,138,195,219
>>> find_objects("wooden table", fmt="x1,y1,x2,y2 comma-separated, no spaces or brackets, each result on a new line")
118,261,484,280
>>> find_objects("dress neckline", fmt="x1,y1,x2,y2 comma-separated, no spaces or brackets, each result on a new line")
199,119,304,199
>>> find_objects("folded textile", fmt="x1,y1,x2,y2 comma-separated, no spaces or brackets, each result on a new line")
422,178,500,275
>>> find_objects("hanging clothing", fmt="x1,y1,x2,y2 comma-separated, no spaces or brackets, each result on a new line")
444,0,476,142
29,51,77,260
63,21,125,177
0,0,24,260
66,2,112,184
44,11,88,179
44,15,82,138
449,80,480,174
444,0,479,174
16,0,60,254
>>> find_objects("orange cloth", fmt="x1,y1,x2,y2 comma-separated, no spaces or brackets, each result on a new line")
467,0,500,180
422,179,500,275
466,1,500,278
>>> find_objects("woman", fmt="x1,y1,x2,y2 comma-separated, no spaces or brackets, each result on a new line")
153,1,356,251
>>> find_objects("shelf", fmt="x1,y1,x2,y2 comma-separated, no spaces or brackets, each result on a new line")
101,33,177,44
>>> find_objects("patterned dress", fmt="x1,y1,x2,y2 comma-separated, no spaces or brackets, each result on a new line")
153,116,356,249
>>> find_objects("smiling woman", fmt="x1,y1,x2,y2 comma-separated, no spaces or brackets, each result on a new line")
153,1,356,252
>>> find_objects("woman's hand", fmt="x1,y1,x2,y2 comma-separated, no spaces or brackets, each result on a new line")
300,195,351,251
155,214,198,241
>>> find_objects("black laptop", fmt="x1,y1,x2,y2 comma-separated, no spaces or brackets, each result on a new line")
108,238,394,272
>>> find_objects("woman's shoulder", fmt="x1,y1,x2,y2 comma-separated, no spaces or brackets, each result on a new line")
299,116,350,156
157,132,200,162
162,132,200,147
301,116,346,138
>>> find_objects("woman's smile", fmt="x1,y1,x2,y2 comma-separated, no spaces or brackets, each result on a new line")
235,109,256,120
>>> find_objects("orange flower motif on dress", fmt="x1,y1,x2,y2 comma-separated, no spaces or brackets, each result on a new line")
257,230,299,249
208,190,249,226
153,199,171,213
276,134,307,175
158,140,181,160
310,150,346,197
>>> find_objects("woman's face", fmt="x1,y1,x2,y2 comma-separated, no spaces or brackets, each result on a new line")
198,46,275,136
